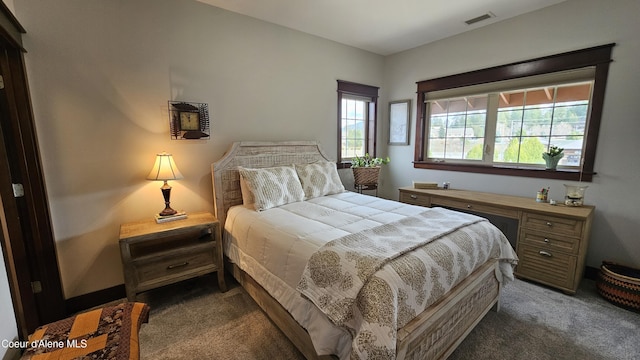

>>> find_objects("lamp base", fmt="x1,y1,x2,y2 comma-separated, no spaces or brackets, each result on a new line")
159,207,178,216
159,181,178,217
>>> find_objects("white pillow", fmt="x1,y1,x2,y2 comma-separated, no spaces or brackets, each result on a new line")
239,175,255,207
238,165,305,211
294,161,345,199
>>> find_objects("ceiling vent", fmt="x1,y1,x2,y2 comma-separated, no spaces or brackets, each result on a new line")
465,12,495,25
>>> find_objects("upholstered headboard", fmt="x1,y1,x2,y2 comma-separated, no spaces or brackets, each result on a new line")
211,141,333,226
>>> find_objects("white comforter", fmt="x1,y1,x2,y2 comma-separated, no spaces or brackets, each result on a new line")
223,192,516,359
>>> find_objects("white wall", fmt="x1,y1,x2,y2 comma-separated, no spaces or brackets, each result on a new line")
15,0,383,298
381,0,640,268
0,246,18,359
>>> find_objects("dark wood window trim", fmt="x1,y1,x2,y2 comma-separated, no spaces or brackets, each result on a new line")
337,80,379,169
414,43,615,181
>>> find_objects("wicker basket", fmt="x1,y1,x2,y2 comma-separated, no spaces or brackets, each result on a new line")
353,166,381,186
596,261,640,312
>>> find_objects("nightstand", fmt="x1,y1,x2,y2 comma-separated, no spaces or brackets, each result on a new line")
119,211,227,301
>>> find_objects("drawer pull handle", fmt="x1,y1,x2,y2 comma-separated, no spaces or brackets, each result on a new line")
539,250,553,257
167,262,189,270
410,195,417,199
546,222,553,227
467,204,472,209
544,238,550,243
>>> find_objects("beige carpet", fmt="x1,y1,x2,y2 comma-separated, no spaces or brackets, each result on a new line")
138,273,639,359
138,278,304,360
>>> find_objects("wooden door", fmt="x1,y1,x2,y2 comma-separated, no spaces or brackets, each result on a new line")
0,4,66,339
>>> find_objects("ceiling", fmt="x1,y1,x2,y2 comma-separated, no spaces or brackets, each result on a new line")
196,0,566,56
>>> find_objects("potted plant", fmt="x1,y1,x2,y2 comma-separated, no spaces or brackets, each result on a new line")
351,153,390,187
542,145,564,170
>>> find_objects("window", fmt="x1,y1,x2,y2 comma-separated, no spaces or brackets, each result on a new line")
427,80,592,167
341,97,367,159
415,44,614,181
428,95,488,161
337,80,379,168
493,82,591,167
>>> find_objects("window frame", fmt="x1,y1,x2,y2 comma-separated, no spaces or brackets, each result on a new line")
414,44,615,181
337,80,379,168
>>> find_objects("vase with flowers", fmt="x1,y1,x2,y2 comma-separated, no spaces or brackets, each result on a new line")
542,145,564,170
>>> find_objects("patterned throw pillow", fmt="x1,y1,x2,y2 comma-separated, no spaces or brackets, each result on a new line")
238,166,305,211
294,162,345,199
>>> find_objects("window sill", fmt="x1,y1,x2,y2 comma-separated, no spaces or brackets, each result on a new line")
413,161,593,182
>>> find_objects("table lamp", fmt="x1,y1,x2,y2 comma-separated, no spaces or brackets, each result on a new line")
147,152,184,216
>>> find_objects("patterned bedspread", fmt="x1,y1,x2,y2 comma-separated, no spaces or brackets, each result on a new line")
297,208,517,360
20,302,149,360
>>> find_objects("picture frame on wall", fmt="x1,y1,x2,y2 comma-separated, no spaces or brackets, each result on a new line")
388,99,411,145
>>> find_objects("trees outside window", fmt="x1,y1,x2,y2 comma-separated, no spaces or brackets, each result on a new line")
415,44,614,181
337,80,379,168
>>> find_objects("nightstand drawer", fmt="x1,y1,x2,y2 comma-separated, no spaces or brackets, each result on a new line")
521,212,583,237
516,243,577,291
134,245,216,289
519,228,580,255
399,191,431,207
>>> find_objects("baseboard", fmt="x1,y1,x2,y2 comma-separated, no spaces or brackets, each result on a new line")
65,284,126,314
584,265,599,281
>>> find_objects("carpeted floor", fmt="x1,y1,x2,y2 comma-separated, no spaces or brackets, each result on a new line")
138,273,639,359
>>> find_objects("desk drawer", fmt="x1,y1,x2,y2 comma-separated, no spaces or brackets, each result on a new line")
521,212,583,237
430,197,519,219
399,191,431,207
519,228,580,255
516,243,576,291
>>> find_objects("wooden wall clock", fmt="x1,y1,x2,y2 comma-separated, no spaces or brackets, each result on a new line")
168,101,210,140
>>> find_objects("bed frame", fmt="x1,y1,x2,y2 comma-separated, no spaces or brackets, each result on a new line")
211,141,503,360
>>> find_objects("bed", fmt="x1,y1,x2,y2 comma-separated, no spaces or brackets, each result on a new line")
211,141,517,360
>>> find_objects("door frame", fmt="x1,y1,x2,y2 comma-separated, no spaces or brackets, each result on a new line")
0,3,66,339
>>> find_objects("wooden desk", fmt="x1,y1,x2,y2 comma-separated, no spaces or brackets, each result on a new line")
399,187,594,294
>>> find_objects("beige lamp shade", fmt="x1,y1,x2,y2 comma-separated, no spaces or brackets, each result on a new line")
147,152,184,181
